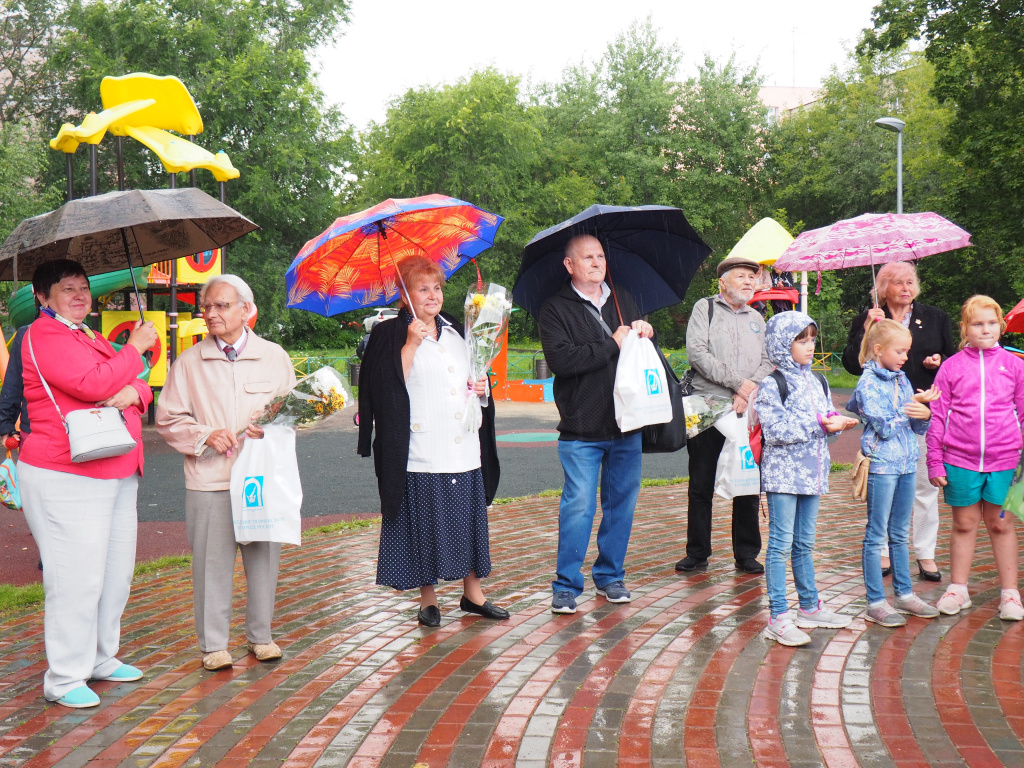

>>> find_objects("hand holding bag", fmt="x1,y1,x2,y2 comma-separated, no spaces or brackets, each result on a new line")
27,327,137,463
613,329,673,432
230,425,303,545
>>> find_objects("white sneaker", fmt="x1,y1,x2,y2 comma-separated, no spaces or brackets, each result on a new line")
763,612,811,646
895,594,939,618
936,587,972,616
795,600,852,629
1000,591,1024,621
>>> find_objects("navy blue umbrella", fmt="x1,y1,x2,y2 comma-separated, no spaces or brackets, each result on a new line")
512,204,712,319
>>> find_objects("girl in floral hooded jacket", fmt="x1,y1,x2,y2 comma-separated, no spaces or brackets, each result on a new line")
754,311,857,646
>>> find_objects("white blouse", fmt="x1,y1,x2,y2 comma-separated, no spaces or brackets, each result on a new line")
406,323,483,473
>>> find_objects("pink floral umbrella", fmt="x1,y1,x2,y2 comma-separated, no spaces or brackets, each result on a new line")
773,212,972,303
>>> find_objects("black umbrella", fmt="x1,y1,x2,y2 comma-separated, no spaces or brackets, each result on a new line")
512,204,712,319
0,187,258,319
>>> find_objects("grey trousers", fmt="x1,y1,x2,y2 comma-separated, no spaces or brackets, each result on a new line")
20,464,138,700
185,490,281,652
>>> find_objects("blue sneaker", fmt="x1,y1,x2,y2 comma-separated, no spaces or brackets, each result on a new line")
95,664,143,682
551,591,577,614
596,581,631,603
55,686,100,709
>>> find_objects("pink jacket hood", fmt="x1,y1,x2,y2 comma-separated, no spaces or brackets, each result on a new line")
926,345,1024,479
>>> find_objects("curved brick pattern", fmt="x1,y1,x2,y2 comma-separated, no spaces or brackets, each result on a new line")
0,482,1022,767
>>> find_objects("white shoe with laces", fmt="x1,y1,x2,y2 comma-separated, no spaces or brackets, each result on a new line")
936,586,972,616
1000,590,1024,621
795,600,852,629
764,612,811,646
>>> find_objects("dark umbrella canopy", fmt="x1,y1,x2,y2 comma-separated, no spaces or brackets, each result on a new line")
0,187,258,281
512,204,712,319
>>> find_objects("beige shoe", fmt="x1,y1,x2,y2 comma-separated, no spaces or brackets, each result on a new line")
202,650,233,671
249,641,282,661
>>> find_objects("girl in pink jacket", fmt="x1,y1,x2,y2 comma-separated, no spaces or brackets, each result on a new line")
927,295,1024,620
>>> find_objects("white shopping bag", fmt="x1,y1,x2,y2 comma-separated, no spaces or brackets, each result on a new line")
230,425,303,545
713,409,760,499
613,330,673,431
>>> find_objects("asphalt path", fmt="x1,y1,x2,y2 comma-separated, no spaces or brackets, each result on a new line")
136,400,691,522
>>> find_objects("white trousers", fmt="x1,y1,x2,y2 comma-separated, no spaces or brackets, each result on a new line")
20,463,138,700
912,432,941,560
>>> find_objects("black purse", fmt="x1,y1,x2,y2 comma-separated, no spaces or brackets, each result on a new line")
641,345,686,454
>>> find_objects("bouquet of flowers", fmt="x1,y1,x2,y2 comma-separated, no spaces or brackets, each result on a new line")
199,366,351,458
463,282,513,432
682,394,733,439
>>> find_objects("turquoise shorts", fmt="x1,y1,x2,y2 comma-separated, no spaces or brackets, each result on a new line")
942,464,1015,507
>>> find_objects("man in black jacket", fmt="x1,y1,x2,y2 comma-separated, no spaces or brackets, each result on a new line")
539,234,654,614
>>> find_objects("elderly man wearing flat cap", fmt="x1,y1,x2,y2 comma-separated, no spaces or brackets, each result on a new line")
676,254,773,575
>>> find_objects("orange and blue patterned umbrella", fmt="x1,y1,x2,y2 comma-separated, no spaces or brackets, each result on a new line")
286,194,503,316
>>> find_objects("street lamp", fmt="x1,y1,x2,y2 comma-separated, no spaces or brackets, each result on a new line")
874,117,905,214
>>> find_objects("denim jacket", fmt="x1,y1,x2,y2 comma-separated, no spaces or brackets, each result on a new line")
847,360,929,474
754,311,837,495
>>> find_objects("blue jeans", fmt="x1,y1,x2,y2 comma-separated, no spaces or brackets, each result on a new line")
552,433,642,596
765,493,820,618
863,472,915,604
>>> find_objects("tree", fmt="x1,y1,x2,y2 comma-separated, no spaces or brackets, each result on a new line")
0,0,67,125
860,0,1024,306
40,0,354,345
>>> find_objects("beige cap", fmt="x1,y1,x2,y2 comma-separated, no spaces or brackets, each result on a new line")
716,255,761,277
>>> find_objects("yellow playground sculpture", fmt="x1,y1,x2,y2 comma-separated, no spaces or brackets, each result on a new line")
41,72,241,402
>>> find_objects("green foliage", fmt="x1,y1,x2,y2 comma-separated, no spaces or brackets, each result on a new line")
860,0,1024,310
304,517,376,536
0,582,44,615
133,554,192,579
0,123,62,243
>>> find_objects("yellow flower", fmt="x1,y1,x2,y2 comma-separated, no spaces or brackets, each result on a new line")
472,294,486,309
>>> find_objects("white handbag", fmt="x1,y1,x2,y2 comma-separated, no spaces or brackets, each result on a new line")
27,327,137,463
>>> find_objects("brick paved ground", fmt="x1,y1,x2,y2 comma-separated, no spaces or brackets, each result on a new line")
0,478,1020,768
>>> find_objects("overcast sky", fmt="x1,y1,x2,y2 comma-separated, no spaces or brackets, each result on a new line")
313,0,883,131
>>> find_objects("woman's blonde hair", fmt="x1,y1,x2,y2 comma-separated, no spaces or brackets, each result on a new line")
959,294,1005,349
859,318,912,365
396,256,446,308
874,261,921,306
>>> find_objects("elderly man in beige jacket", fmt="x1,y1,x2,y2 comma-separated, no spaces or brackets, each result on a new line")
157,274,296,671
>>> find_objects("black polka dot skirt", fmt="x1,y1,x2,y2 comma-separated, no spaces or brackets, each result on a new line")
376,469,492,591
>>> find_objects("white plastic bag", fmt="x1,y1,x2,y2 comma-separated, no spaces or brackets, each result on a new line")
613,330,673,431
230,425,303,545
713,409,760,499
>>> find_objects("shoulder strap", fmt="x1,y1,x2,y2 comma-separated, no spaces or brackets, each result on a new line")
583,302,614,338
815,371,829,398
769,369,789,403
26,327,67,424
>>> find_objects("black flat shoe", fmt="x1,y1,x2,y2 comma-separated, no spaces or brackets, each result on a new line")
735,558,765,574
417,605,441,627
917,560,942,582
881,565,893,578
675,556,708,572
460,595,510,620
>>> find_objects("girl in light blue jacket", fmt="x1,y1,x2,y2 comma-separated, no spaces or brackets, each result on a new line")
755,312,857,646
847,319,940,628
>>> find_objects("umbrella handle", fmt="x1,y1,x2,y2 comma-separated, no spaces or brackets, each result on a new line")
603,259,626,328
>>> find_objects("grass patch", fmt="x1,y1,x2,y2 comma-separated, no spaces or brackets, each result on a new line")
0,583,44,615
641,477,688,488
824,369,860,389
305,518,377,536
537,489,562,498
134,555,192,580
831,462,853,473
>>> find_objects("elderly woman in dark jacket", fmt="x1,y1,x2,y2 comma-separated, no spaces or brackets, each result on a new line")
357,256,505,627
843,261,956,581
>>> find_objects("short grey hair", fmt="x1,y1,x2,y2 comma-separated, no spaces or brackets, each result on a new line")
564,233,603,262
200,274,256,320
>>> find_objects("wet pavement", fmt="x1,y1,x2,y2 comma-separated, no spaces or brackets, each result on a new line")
1,475,1020,767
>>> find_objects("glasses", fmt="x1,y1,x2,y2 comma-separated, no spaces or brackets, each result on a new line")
200,301,241,314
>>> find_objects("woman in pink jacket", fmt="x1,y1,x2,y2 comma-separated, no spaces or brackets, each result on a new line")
20,259,158,708
927,295,1024,621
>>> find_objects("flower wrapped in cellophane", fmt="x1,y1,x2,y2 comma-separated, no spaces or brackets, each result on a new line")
199,367,351,458
463,283,513,432
683,394,733,439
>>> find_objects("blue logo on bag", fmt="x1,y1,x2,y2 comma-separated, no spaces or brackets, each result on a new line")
244,476,264,508
739,446,755,471
645,368,662,396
